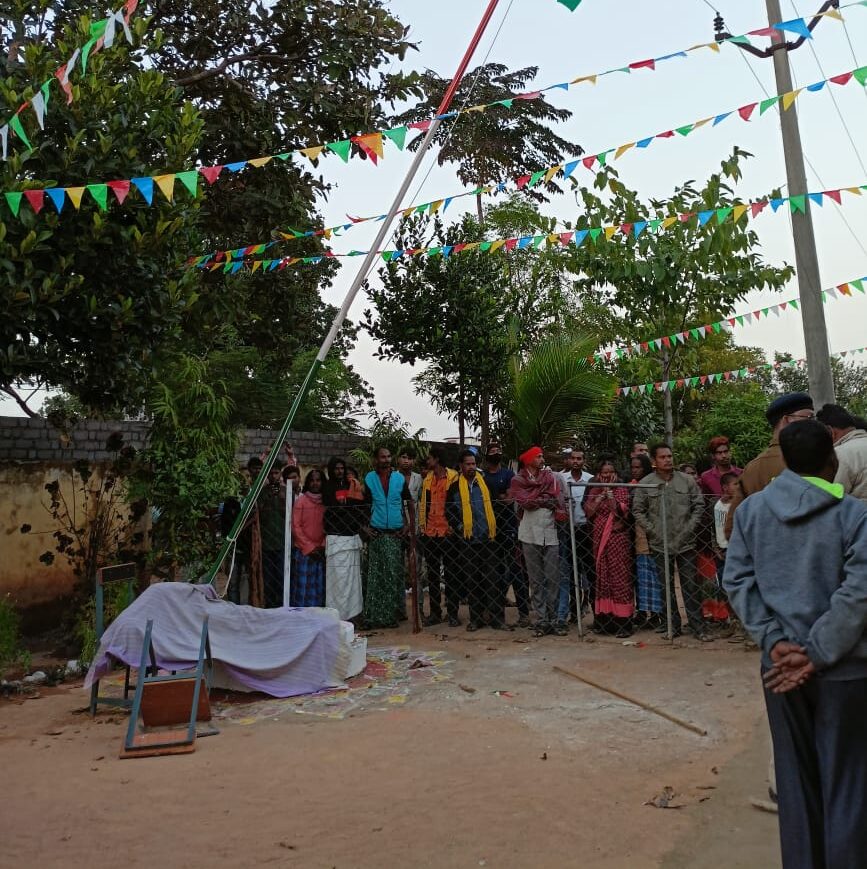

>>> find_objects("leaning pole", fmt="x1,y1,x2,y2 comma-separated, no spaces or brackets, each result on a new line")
203,0,503,586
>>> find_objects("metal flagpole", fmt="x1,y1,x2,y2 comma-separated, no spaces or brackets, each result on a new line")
204,0,504,586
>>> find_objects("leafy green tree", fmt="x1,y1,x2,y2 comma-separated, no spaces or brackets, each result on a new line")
395,63,582,222
363,213,507,443
772,353,867,416
1,0,421,430
128,353,239,577
565,148,794,444
0,10,203,413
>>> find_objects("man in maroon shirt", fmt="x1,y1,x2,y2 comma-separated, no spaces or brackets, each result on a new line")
699,436,743,497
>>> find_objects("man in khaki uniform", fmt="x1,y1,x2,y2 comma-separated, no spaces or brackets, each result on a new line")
726,392,815,537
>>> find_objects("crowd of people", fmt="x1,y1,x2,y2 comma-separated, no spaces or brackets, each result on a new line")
217,396,867,646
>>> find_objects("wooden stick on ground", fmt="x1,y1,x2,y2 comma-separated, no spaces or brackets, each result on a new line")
553,665,708,737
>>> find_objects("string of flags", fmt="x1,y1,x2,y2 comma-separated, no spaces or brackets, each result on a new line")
1,0,139,160
184,63,867,266
6,41,866,222
595,275,867,366
616,345,867,397
191,183,867,274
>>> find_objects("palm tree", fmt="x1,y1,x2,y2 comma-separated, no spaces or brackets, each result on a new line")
500,334,615,454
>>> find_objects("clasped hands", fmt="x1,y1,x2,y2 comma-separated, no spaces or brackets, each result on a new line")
764,640,816,693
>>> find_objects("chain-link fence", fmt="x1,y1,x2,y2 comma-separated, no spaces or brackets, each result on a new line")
217,470,741,645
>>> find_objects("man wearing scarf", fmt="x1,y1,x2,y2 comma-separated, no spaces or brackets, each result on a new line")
509,446,568,636
446,449,502,631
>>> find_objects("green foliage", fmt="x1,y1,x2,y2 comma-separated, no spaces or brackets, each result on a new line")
0,595,30,678
673,385,772,468
1,0,416,432
74,580,133,666
395,63,581,202
128,353,239,575
565,149,794,442
0,9,204,410
500,334,615,453
349,410,427,476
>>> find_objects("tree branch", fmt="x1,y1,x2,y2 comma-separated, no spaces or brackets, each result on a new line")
1,384,40,417
174,50,292,87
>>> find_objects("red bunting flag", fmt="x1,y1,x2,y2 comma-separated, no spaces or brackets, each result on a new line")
738,103,758,121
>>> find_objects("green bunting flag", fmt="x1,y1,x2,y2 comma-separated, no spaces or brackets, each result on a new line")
87,184,108,211
557,0,583,10
326,140,352,162
382,127,408,151
4,191,22,217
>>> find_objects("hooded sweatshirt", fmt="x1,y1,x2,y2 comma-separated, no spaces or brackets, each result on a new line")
724,468,867,678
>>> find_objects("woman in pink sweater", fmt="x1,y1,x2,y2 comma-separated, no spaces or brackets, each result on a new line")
290,469,326,607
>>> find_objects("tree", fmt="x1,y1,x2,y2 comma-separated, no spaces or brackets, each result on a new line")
499,334,615,454
395,63,582,223
0,9,204,412
772,353,867,415
565,148,794,444
127,353,240,578
1,0,423,430
363,213,507,443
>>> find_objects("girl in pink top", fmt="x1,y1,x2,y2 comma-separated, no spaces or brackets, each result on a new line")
290,470,326,607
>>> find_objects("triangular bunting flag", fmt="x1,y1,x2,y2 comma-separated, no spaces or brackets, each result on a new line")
153,174,176,202
326,140,351,162
383,127,408,150
176,170,199,197
131,177,154,205
4,191,22,216
299,145,325,163
46,188,65,213
86,184,108,211
107,180,130,204
66,187,85,209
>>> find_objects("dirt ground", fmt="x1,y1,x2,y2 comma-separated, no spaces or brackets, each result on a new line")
0,625,781,869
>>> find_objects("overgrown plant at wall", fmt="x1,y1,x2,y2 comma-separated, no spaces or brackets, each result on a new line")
127,354,240,579
0,594,30,679
20,433,145,592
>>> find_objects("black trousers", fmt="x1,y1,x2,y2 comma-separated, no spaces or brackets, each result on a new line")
764,674,867,869
421,536,459,621
455,538,500,624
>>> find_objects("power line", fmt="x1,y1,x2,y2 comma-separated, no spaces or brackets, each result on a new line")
734,35,867,260
789,0,867,176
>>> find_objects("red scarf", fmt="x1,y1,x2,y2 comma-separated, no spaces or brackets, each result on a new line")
510,468,566,522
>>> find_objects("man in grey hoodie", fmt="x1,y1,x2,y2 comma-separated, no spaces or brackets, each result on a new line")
724,419,867,869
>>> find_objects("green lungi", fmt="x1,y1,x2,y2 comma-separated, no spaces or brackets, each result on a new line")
364,534,404,627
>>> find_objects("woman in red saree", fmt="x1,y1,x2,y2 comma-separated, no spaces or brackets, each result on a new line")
583,456,634,638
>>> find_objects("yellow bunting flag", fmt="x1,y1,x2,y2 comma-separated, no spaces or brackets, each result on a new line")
543,166,561,184
248,156,272,168
430,199,444,214
615,142,635,159
356,134,384,160
662,216,678,229
66,187,85,209
251,261,262,273
732,204,749,223
692,117,712,129
781,89,802,111
604,226,618,240
299,145,325,163
489,239,505,253
570,74,597,85
845,186,862,196
153,174,176,202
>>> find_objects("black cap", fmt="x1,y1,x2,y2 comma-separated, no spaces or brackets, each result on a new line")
766,392,813,427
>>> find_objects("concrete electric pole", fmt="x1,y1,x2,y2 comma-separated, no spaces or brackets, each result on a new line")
716,0,838,407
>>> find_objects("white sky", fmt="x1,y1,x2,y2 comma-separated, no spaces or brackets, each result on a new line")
5,0,867,438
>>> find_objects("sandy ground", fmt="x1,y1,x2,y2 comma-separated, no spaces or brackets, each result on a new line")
0,625,780,869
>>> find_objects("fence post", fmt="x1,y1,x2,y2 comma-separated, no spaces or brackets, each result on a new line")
282,479,293,607
660,483,674,641
567,497,584,638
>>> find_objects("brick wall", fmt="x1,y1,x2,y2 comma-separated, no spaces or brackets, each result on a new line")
0,416,367,466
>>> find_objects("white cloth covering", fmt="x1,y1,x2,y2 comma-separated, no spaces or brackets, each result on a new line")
325,533,363,620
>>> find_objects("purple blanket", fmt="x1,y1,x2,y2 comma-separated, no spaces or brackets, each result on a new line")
85,583,350,698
